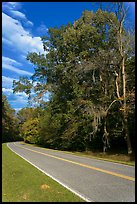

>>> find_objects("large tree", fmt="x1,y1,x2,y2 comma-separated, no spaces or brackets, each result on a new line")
13,6,135,155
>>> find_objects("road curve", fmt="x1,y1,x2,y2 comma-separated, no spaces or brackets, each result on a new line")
7,142,135,202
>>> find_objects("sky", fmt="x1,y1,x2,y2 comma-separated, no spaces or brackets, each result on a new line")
2,2,135,112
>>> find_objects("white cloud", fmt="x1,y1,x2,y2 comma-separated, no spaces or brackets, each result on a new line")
2,88,28,99
2,56,33,76
2,76,17,89
6,2,21,8
27,20,34,27
3,88,28,98
3,63,32,76
2,37,13,46
2,56,22,66
2,2,33,27
2,12,29,38
2,12,45,55
10,10,34,26
37,23,48,35
2,3,48,111
2,2,21,10
8,2,19,6
2,87,13,94
10,10,26,19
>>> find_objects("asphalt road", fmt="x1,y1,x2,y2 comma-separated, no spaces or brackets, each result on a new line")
7,142,135,202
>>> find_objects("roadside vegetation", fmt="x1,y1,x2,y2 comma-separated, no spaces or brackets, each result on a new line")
2,143,84,202
2,3,135,161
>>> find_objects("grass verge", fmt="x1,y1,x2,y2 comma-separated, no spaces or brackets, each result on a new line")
2,143,84,202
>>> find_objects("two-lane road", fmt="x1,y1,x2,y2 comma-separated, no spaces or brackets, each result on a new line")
8,142,135,202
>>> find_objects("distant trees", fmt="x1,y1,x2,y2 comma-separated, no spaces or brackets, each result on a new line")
12,5,135,156
16,107,44,144
2,94,20,142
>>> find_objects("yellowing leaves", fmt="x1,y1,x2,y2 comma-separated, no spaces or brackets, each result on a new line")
118,96,124,100
119,107,125,111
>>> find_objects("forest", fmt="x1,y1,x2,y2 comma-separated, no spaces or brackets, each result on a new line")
2,3,135,159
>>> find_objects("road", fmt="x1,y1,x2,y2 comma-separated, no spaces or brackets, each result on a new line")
7,142,135,202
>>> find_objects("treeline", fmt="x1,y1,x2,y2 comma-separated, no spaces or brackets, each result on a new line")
3,4,135,156
2,95,22,142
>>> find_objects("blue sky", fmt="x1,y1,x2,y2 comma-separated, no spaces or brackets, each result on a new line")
2,2,135,112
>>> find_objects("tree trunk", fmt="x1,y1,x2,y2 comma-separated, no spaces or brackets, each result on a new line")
118,4,133,157
121,57,133,157
115,71,120,98
102,118,109,153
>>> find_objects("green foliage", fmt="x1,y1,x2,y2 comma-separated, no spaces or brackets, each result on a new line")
12,7,135,154
2,94,20,142
13,76,33,95
17,107,44,144
21,118,40,144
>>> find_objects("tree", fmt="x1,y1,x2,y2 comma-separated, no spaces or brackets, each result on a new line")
2,94,20,142
20,118,40,144
91,3,135,155
111,2,135,156
13,7,135,155
17,107,45,144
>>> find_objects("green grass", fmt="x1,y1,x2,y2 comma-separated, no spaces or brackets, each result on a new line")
2,143,84,202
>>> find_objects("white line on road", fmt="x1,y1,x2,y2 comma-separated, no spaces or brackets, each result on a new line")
7,143,94,202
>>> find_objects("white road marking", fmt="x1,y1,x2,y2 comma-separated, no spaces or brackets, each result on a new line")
7,143,93,202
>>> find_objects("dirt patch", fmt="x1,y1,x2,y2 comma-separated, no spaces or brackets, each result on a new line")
40,184,50,190
22,193,29,200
